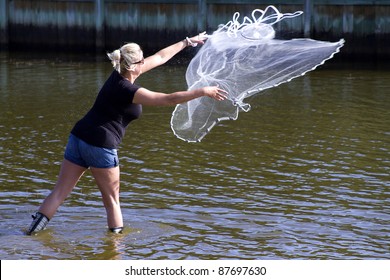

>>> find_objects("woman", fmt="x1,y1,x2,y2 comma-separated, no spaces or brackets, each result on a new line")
26,34,227,235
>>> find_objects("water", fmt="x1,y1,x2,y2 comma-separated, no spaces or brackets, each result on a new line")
0,52,389,260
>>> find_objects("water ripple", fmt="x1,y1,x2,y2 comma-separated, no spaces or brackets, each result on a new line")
1,55,389,259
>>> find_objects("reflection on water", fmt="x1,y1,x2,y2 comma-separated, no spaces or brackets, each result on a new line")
0,51,389,259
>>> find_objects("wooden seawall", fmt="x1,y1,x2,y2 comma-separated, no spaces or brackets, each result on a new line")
1,0,389,59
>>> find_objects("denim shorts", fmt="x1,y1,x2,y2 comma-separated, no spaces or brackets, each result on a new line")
64,134,119,168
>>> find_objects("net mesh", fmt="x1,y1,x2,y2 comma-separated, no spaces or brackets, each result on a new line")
171,6,344,142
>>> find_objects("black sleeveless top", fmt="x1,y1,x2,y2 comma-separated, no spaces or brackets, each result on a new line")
71,71,142,149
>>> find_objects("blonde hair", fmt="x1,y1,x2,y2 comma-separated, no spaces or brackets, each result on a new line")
107,43,142,75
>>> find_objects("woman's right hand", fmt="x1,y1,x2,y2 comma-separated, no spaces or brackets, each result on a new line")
201,86,228,101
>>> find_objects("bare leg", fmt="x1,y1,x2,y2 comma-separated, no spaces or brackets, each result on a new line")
27,159,87,234
90,166,123,229
39,159,87,219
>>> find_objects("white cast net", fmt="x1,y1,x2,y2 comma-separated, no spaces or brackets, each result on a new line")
171,6,345,142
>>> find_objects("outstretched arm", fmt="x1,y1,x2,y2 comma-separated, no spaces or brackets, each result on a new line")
133,86,227,106
142,32,207,73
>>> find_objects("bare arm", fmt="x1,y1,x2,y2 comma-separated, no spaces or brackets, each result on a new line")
142,33,207,73
133,86,227,106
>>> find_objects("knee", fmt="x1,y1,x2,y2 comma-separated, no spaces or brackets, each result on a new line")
101,194,121,209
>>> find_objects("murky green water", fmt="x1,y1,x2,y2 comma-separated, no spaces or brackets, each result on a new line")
0,51,389,259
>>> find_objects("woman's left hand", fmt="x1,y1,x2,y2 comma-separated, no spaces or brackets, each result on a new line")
187,32,208,46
